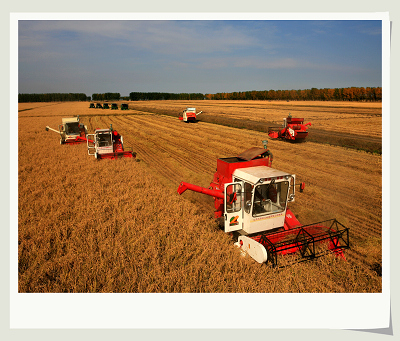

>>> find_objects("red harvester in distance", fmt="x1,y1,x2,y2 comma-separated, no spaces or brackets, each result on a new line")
86,125,136,160
46,116,93,145
177,140,349,266
268,114,312,142
179,107,203,122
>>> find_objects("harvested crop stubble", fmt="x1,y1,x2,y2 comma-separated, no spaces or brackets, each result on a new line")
17,102,382,293
126,100,382,138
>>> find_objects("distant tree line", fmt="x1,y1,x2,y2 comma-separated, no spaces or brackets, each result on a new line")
129,92,204,101
18,87,382,103
18,93,89,102
205,87,382,102
92,92,121,101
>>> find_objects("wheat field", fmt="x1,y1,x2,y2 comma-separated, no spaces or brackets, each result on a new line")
124,99,382,138
17,101,383,293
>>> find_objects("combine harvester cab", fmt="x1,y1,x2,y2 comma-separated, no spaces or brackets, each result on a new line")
177,141,349,266
179,107,203,122
96,103,103,109
121,103,129,110
89,103,95,108
111,103,119,110
268,114,311,142
103,103,110,109
45,116,90,145
86,125,136,160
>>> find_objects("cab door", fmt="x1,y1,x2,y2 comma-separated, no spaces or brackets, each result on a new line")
224,182,244,233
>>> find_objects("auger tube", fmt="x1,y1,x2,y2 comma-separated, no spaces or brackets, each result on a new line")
45,126,60,134
177,181,224,199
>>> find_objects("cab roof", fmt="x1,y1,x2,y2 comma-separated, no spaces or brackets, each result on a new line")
233,166,291,185
62,117,79,124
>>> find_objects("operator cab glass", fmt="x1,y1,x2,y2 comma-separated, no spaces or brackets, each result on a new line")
226,183,242,213
97,132,112,147
252,180,289,216
65,122,80,135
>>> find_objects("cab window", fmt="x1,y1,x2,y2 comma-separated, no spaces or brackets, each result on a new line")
226,183,242,213
252,181,289,217
244,182,253,214
97,132,112,147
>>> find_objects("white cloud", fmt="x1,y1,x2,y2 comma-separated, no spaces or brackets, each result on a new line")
19,20,265,56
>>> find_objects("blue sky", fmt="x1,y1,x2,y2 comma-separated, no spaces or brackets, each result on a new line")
18,19,382,96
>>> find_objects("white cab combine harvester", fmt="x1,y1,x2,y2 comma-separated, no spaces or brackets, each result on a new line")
179,107,203,122
45,116,89,145
177,141,349,266
86,125,136,160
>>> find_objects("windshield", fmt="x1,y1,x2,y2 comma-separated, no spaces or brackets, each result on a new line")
252,180,289,216
97,132,112,147
65,122,80,135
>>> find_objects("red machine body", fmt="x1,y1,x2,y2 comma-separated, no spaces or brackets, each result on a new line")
179,146,273,220
87,126,136,160
268,115,311,141
177,143,349,266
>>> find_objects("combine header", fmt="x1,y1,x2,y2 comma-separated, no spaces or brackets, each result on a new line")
45,116,91,145
268,114,311,142
179,107,203,122
87,125,136,160
177,141,349,266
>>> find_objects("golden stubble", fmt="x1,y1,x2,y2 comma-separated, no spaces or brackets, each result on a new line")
17,101,382,293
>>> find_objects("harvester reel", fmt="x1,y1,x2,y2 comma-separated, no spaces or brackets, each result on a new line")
294,229,315,259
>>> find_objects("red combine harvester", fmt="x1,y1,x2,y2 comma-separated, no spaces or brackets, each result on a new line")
86,125,136,160
179,107,203,122
268,114,311,142
177,141,349,266
46,116,92,145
